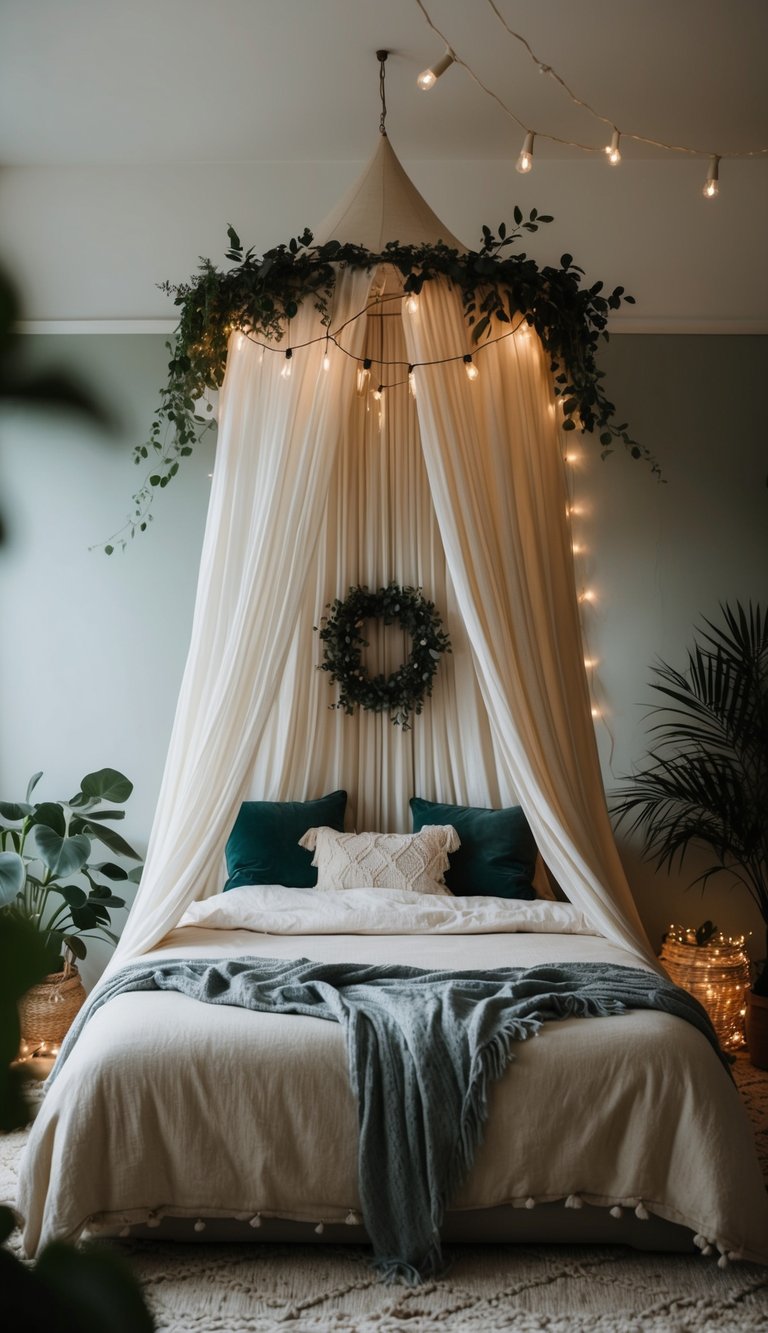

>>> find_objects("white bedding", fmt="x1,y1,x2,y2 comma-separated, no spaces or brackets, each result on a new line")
16,889,768,1266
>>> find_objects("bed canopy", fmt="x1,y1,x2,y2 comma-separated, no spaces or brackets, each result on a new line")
113,131,655,969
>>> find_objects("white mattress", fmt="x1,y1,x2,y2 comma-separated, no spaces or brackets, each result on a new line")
15,889,768,1267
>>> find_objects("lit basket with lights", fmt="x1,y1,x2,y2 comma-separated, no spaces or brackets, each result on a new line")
660,922,751,1052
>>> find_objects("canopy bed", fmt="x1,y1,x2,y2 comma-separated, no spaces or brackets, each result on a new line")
16,133,768,1277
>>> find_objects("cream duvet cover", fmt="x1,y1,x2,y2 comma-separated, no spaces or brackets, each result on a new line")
16,888,768,1266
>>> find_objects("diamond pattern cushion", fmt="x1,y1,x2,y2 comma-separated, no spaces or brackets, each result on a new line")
298,826,459,895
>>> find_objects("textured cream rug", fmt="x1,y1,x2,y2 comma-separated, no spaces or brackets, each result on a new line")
3,1059,767,1332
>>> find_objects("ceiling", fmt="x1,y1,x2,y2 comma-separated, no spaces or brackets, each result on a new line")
2,0,767,166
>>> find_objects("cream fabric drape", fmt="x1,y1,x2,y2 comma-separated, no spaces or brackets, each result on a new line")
248,274,514,833
114,266,653,968
402,281,655,964
113,267,374,963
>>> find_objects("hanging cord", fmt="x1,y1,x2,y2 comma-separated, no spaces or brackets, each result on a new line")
377,49,388,136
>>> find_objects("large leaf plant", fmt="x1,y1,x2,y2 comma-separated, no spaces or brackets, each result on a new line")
0,767,142,972
612,603,768,993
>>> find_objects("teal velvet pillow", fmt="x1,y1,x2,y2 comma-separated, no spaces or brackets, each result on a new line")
409,797,537,900
224,791,347,891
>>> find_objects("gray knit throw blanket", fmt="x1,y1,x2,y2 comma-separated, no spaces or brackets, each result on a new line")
51,956,725,1282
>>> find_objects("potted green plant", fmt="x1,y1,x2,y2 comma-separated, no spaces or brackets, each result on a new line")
611,602,768,1066
0,767,143,1053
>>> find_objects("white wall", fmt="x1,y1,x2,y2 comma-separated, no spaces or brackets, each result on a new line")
2,159,766,327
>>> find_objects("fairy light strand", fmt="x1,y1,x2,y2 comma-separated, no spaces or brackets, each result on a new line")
415,0,768,167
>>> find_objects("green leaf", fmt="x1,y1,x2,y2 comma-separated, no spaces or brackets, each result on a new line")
25,771,43,803
29,802,66,835
0,851,25,906
61,934,87,961
71,904,99,930
126,865,143,883
78,821,141,860
91,861,128,880
77,808,125,822
80,768,133,803
0,802,32,822
30,827,91,877
54,884,88,908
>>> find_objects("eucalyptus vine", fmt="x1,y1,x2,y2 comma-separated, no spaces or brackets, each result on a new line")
102,212,656,552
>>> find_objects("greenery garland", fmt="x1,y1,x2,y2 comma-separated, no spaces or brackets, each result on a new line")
316,584,451,729
102,210,658,552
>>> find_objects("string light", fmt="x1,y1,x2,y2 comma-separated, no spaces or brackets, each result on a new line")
322,338,331,371
415,0,768,197
703,155,720,198
590,706,601,718
579,588,596,603
584,657,598,669
516,131,535,174
417,49,455,91
405,294,419,315
606,129,622,165
408,365,417,397
280,348,293,379
372,384,383,401
463,354,479,381
356,357,372,395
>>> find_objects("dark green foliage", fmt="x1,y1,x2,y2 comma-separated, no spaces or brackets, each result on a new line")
106,214,654,549
317,583,451,729
0,769,143,968
612,603,768,990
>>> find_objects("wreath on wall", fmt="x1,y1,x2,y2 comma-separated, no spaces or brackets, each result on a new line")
316,583,451,729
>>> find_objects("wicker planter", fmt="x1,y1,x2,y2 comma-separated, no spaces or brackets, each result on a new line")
18,964,87,1051
745,991,768,1070
659,935,751,1052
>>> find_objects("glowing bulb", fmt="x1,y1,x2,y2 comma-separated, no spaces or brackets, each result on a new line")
516,132,535,174
584,657,598,670
572,542,583,554
591,706,601,719
605,130,621,165
579,589,596,603
408,366,417,398
280,348,293,379
322,350,331,372
356,358,371,396
463,355,479,381
703,155,720,198
372,385,383,401
564,451,579,464
405,294,419,315
417,50,455,91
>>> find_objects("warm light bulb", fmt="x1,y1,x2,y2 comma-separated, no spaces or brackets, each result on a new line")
591,706,601,719
280,349,293,379
405,294,419,315
579,589,596,603
564,451,579,464
417,50,455,91
584,658,598,669
356,358,371,396
463,355,479,381
572,543,584,554
322,350,331,372
606,130,621,165
516,132,535,174
703,155,720,199
372,385,383,401
408,367,417,398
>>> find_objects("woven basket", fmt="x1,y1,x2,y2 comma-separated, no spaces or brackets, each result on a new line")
18,965,87,1048
660,936,751,1051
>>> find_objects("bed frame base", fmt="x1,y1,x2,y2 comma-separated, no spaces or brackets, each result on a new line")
124,1206,697,1253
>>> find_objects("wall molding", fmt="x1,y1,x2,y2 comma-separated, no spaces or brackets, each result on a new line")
15,318,768,336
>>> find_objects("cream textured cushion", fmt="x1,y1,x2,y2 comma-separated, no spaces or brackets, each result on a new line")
298,826,459,895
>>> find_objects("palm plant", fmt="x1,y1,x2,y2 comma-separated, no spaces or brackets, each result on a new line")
612,602,768,994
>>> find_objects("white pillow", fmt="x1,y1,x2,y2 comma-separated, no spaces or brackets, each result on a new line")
298,825,460,895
